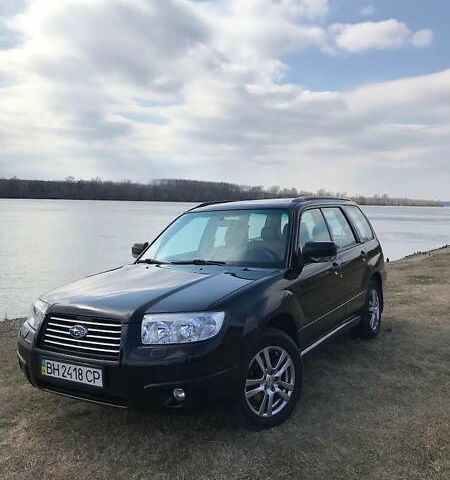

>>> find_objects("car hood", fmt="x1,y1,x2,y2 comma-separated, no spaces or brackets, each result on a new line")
42,263,276,322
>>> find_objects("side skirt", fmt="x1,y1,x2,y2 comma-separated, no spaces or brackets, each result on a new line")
300,315,361,356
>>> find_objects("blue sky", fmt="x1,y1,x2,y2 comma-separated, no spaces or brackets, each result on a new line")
0,0,449,199
284,0,450,89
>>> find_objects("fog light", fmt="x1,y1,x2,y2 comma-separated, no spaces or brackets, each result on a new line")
173,388,186,402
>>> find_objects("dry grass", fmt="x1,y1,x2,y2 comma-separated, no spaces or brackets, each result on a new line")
1,248,449,480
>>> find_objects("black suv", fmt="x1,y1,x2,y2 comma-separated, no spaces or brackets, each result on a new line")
18,197,385,429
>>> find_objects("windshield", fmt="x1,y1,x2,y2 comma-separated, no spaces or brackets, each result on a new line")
140,209,291,268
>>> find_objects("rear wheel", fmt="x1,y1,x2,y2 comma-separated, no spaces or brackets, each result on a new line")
235,327,302,430
358,279,382,339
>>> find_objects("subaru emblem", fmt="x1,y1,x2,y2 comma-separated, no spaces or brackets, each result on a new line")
69,324,88,339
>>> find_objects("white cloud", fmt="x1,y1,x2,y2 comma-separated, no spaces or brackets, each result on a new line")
411,29,434,47
328,19,433,52
360,5,375,16
0,0,447,198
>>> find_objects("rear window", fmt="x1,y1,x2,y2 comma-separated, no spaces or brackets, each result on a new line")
343,206,374,242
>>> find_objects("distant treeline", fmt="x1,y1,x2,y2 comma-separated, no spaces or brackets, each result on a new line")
0,177,442,206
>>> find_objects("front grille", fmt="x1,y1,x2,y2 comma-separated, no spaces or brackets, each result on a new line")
40,315,122,361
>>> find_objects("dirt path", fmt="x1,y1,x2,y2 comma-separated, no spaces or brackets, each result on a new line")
1,247,449,480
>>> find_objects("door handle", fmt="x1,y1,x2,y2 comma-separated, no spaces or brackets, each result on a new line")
361,250,367,262
331,261,342,275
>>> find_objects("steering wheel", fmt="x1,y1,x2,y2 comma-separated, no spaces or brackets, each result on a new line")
246,245,280,263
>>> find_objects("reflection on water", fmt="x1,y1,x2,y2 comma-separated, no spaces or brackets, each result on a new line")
0,199,449,317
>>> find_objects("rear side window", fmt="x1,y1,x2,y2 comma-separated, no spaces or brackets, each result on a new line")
322,208,356,249
343,206,374,242
299,209,331,249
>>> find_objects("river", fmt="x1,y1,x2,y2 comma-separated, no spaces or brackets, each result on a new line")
1,199,448,318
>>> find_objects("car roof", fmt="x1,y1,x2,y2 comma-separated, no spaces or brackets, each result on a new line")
189,196,354,212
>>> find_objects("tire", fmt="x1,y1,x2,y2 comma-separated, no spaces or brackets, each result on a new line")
234,327,303,430
358,279,382,339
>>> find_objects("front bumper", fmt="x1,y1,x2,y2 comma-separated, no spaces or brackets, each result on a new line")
17,323,244,409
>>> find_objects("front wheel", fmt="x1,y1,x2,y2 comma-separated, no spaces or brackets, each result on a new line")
358,279,382,339
234,327,302,430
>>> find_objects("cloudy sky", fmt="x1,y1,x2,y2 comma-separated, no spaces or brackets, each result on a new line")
0,0,449,199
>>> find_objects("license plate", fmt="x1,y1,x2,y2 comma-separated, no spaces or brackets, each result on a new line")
40,358,103,387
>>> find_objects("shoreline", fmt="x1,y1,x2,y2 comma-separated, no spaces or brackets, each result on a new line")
390,243,449,262
0,197,447,207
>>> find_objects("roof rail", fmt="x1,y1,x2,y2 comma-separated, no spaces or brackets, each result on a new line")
291,196,352,203
186,200,232,211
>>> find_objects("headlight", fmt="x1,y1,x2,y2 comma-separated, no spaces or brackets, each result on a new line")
141,312,225,345
25,299,49,331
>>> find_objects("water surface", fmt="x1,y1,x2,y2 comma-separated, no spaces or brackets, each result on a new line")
0,199,448,318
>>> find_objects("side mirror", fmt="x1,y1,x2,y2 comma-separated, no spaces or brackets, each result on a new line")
132,242,148,258
302,241,337,264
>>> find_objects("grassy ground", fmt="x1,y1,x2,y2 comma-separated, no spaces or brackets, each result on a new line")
0,247,449,480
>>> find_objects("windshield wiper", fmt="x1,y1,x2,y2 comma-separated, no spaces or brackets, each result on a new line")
136,258,168,265
169,259,228,266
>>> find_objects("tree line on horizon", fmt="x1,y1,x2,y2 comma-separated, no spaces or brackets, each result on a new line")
0,177,442,206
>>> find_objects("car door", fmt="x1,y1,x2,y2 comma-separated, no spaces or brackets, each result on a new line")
342,205,377,314
292,208,346,346
322,207,366,317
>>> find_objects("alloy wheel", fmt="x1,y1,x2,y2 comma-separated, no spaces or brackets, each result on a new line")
245,346,295,417
368,289,380,330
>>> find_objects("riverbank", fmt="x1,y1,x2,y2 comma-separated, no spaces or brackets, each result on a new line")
0,247,449,479
0,177,443,205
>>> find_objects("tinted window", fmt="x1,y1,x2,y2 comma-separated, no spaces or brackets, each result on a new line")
322,208,356,249
299,209,331,249
343,206,374,242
